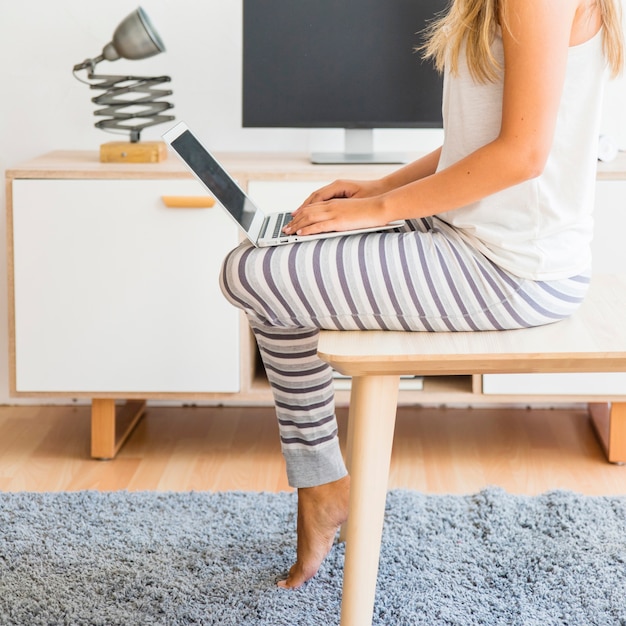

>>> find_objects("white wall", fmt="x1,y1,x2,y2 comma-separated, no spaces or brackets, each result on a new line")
0,1,624,404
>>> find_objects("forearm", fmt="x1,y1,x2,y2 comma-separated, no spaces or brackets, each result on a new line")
380,138,543,222
378,147,442,192
295,146,443,209
284,138,541,237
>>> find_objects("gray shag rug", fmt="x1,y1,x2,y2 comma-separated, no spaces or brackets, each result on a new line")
1,488,625,625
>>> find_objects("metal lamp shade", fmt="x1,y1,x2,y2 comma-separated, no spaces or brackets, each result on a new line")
101,7,166,62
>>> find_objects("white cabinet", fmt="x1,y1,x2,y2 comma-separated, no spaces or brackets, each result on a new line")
6,151,403,412
11,177,239,394
482,372,626,395
6,150,626,457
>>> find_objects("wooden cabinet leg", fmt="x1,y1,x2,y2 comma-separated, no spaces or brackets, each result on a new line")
589,402,626,464
91,399,146,460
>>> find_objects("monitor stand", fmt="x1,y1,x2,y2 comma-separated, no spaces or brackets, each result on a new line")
311,129,408,165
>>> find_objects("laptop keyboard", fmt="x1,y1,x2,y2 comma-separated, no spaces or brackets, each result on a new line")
271,212,293,238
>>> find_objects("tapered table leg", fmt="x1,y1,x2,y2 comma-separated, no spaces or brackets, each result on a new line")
340,375,400,626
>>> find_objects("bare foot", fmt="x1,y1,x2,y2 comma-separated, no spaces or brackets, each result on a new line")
277,475,350,589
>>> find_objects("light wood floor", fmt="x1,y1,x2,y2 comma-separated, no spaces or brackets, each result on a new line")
0,404,624,495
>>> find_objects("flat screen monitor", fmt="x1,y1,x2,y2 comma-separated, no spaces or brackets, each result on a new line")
242,0,447,163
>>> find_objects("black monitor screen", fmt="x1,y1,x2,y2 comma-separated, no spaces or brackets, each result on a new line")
242,0,446,129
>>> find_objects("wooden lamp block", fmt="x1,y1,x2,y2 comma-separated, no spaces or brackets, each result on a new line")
100,141,168,163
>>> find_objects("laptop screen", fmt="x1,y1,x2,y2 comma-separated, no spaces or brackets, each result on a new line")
169,130,256,231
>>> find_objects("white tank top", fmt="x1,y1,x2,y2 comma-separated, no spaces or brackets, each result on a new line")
436,29,607,280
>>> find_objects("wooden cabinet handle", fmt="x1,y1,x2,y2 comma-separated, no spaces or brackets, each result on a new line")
161,195,216,208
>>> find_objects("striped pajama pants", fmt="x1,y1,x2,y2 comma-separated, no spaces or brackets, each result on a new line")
219,217,590,488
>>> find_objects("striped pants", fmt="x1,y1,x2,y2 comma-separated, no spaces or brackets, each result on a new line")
219,217,590,488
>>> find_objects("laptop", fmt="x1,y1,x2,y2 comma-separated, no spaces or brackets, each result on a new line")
162,122,404,247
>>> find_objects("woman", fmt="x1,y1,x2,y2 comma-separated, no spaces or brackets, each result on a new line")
221,0,624,589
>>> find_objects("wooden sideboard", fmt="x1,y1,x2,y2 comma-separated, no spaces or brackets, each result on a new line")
6,150,626,457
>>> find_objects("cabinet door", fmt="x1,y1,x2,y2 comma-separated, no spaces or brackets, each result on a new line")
12,178,240,394
247,181,328,214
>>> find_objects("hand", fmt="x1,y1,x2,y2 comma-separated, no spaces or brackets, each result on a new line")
298,178,386,208
282,178,390,236
283,194,390,237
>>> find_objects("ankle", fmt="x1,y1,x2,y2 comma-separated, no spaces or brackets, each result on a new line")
298,475,350,516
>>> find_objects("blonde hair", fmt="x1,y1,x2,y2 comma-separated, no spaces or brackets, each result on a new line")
599,0,625,77
421,0,624,82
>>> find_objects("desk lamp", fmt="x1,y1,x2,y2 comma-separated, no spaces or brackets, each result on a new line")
73,6,175,162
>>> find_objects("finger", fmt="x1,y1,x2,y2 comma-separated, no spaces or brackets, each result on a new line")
285,205,330,232
297,188,330,210
297,182,352,210
283,213,322,234
293,220,338,236
297,191,332,211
